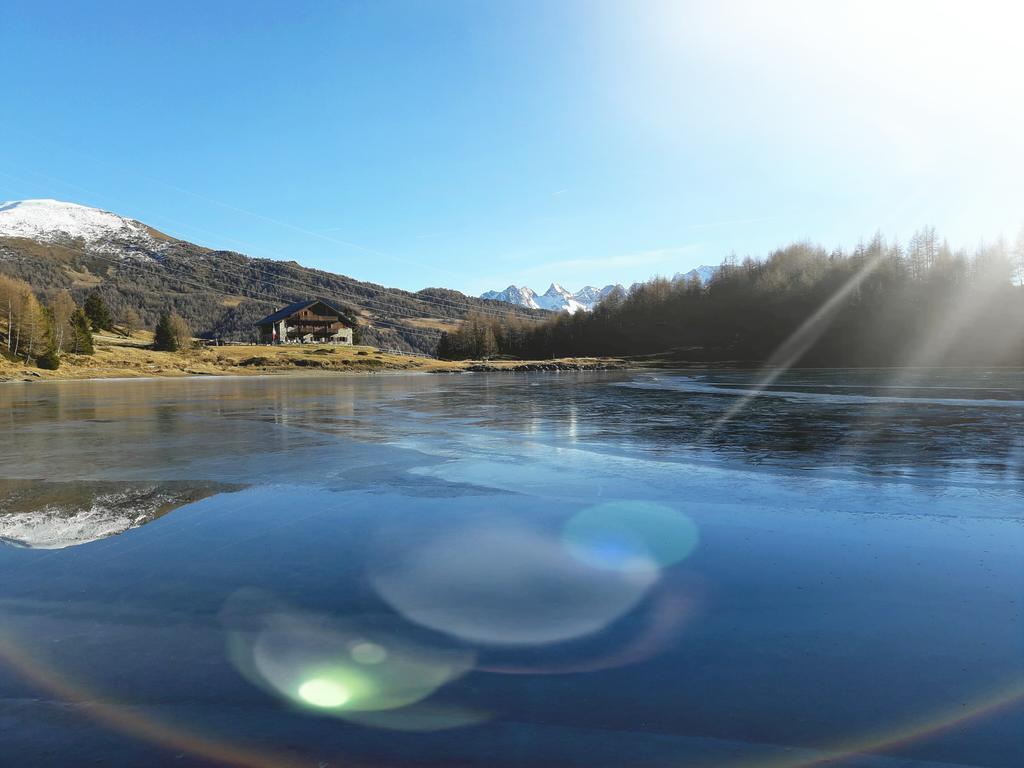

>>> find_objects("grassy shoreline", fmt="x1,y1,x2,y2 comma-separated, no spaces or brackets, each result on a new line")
0,332,627,383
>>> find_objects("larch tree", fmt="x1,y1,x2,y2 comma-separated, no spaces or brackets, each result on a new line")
0,275,49,362
121,307,142,338
49,289,76,354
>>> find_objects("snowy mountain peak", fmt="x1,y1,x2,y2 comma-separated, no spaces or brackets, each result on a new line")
0,199,162,253
536,283,584,313
672,265,719,285
480,282,624,314
481,285,540,309
573,284,622,306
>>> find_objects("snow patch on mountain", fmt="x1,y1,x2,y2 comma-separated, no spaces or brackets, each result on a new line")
673,265,719,285
536,283,587,314
481,285,540,309
0,199,163,257
481,282,624,313
573,284,623,307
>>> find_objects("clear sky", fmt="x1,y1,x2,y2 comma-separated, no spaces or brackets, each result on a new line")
1,0,1021,295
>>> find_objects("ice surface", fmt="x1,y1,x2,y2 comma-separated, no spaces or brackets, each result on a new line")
0,371,1020,767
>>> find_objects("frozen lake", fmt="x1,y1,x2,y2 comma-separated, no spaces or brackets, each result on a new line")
0,370,1021,767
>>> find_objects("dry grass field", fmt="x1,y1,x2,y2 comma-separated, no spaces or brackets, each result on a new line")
0,332,624,382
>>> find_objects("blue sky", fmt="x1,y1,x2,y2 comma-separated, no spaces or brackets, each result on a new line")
2,0,1021,294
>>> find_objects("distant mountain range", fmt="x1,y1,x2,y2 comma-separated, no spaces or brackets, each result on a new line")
0,199,545,353
481,266,719,313
481,283,621,314
673,265,718,285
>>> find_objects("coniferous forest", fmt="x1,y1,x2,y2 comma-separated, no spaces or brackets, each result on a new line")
437,231,1024,367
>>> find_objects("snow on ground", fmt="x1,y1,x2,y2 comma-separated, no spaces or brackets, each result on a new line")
0,199,158,251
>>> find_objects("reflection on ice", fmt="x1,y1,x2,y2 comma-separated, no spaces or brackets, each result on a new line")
0,479,242,549
371,523,658,646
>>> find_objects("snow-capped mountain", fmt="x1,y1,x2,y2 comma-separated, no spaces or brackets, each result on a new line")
673,265,718,285
572,284,622,307
481,282,624,313
0,198,168,258
535,283,587,314
480,284,541,309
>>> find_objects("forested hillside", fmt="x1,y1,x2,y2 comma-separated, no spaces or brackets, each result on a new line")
0,202,547,355
438,231,1024,367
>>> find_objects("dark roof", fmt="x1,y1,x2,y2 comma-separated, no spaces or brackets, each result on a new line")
254,298,351,327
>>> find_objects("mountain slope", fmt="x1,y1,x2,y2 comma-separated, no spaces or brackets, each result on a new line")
0,199,546,353
0,199,164,250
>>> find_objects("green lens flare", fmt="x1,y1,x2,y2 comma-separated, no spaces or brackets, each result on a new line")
298,678,350,708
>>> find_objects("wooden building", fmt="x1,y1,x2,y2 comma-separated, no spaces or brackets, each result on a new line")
254,299,354,344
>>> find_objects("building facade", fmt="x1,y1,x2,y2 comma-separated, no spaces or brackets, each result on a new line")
254,299,354,344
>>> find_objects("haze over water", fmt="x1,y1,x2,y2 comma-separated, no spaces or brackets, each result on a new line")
0,371,1021,767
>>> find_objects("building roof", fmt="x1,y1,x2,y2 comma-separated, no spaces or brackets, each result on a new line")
254,298,351,327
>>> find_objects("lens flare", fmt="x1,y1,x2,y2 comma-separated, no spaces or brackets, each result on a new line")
563,501,698,572
479,588,700,675
297,678,350,708
350,641,388,665
0,620,1021,766
371,523,657,646
703,251,888,439
221,591,476,723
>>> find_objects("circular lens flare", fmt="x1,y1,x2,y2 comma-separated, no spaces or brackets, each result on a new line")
297,678,350,708
371,523,657,646
221,590,476,724
350,641,388,665
563,501,698,572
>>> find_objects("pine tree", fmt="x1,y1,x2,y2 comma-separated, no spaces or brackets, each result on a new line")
69,309,94,354
153,312,179,351
84,291,113,332
436,332,452,359
36,348,61,370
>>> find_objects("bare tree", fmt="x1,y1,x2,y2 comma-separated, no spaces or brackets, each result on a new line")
121,307,143,338
50,290,76,354
1013,223,1024,287
0,276,48,362
169,313,192,349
